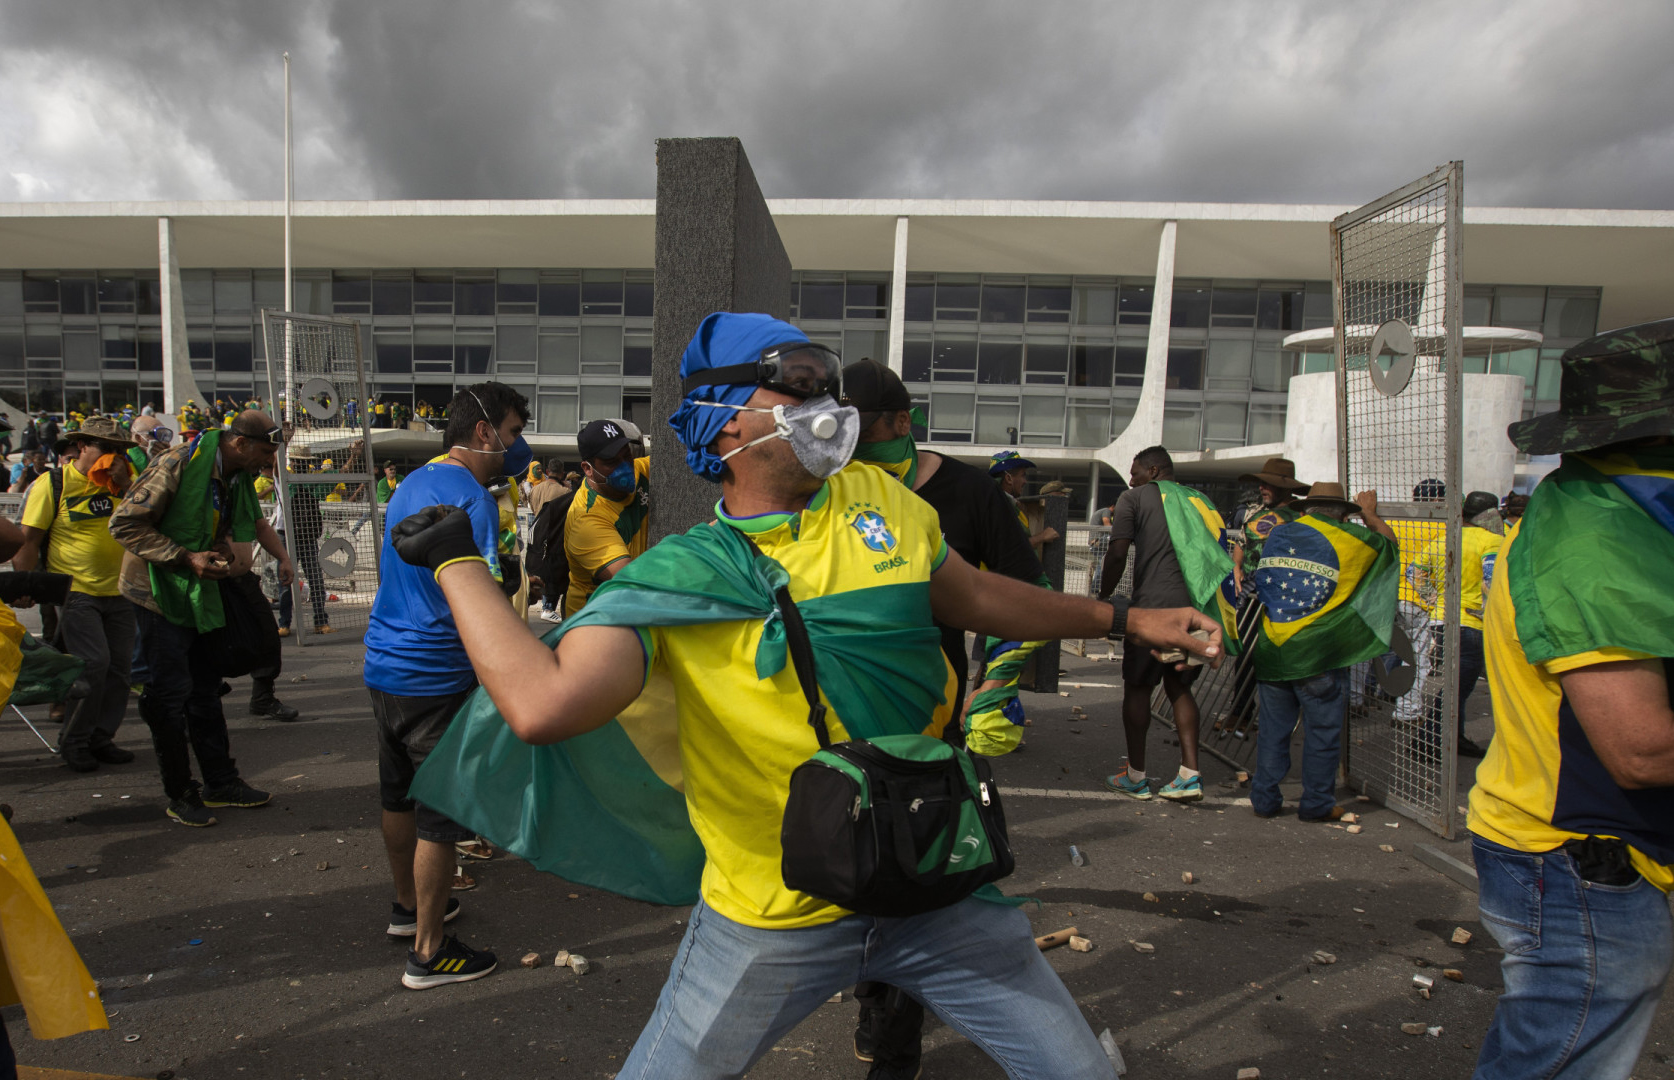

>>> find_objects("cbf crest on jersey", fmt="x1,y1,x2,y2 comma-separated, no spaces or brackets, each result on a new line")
850,509,897,554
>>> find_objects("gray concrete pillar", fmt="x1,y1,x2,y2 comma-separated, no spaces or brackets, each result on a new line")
649,138,792,544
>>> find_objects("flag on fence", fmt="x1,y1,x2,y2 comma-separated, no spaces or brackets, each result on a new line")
1251,512,1398,681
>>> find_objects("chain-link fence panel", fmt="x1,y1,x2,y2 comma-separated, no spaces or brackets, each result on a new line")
261,311,379,645
1332,163,1464,838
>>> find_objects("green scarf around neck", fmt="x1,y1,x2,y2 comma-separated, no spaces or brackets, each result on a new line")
852,434,919,489
149,429,260,632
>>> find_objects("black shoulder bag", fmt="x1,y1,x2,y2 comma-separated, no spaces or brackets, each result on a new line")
766,564,1015,917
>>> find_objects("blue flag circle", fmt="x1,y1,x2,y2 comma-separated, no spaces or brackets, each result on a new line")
1254,526,1340,623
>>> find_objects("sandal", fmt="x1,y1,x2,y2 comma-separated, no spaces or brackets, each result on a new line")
452,865,478,891
455,837,495,861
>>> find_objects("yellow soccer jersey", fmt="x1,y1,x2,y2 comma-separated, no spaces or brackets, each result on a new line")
1390,518,1443,609
21,463,126,596
564,456,651,617
1416,525,1505,631
1467,520,1671,891
642,462,955,929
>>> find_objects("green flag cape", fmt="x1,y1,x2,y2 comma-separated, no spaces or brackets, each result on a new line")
1251,513,1398,681
409,520,951,906
1509,448,1674,665
149,429,259,632
1154,481,1242,655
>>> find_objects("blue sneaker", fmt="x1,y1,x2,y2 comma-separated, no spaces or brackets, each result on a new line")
1157,774,1204,802
1104,770,1153,800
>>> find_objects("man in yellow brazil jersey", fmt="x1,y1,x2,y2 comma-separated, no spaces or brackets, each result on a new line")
1467,317,1674,1080
562,418,650,617
14,416,142,773
386,312,1221,1080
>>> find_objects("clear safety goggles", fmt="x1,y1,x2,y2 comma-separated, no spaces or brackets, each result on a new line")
682,342,841,401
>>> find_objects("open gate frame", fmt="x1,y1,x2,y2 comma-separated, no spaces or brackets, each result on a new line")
260,311,381,645
1332,162,1465,838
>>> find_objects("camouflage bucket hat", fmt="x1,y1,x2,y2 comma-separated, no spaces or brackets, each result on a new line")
1508,317,1674,455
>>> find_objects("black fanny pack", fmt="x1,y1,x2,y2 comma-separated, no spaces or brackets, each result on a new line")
765,562,1015,917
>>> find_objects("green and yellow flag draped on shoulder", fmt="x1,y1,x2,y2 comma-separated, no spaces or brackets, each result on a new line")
1154,480,1241,655
1251,513,1398,681
150,428,259,632
1507,447,1674,664
409,518,952,907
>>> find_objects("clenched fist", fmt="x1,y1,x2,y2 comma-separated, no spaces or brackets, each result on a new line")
391,505,482,574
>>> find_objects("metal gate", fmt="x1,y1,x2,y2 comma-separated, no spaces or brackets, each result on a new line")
1333,163,1465,837
260,311,379,644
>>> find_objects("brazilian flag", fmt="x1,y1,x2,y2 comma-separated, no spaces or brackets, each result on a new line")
1251,513,1398,681
1509,448,1674,665
409,522,951,906
1155,481,1242,655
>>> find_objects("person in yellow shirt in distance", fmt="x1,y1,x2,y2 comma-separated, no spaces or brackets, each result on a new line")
561,419,650,618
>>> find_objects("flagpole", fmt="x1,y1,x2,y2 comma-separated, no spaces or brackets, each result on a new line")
282,51,294,428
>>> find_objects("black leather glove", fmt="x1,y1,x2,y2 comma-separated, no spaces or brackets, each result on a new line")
391,505,484,574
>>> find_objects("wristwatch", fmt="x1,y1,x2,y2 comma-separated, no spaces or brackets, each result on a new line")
1105,596,1129,640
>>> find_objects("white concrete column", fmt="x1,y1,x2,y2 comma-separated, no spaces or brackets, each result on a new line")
1282,370,1339,486
1087,461,1101,522
158,217,207,420
1462,373,1525,496
1101,220,1175,471
886,216,909,375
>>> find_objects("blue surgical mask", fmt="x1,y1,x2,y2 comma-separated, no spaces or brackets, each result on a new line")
499,434,533,479
604,458,636,493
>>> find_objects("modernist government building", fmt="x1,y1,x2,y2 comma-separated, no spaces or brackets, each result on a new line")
1,197,1669,513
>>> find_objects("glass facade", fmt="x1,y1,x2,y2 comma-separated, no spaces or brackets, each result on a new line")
0,268,1597,443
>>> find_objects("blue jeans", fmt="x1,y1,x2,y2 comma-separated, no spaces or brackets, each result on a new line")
1472,835,1672,1079
620,896,1114,1080
1252,668,1347,819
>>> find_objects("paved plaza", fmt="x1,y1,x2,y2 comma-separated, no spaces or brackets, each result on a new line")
3,629,1671,1080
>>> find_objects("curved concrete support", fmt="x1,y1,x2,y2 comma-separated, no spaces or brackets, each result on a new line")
1100,220,1174,471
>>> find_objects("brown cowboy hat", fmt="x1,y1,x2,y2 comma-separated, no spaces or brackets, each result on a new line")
1237,457,1308,492
1292,482,1361,515
56,415,138,455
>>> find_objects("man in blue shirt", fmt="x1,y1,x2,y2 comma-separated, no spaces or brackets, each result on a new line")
363,381,529,990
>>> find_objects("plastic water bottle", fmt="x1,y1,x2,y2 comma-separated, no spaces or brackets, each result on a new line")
1069,844,1087,868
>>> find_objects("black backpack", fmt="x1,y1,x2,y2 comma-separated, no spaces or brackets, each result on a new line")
530,488,577,596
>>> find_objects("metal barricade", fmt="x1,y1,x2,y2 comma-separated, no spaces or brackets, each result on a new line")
1332,164,1465,838
262,311,379,644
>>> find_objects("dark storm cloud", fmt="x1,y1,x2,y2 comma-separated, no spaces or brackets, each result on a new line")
2,0,1671,208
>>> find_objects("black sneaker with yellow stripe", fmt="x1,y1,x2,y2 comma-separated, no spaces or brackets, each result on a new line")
402,935,496,990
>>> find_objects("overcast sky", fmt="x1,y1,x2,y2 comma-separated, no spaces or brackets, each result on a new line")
2,0,1670,209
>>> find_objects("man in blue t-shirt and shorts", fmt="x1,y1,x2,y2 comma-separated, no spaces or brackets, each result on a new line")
364,381,529,990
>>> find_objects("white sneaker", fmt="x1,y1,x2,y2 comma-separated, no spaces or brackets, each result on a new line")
539,609,563,623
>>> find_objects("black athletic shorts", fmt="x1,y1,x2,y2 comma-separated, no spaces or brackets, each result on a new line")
370,685,477,844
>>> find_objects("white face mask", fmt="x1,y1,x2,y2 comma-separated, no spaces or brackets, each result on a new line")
695,395,860,479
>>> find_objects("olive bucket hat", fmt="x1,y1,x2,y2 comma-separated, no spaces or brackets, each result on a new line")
1507,316,1674,455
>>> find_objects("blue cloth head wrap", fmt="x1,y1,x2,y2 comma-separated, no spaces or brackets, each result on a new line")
669,312,811,481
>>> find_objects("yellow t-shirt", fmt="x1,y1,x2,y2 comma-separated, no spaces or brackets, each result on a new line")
1467,519,1671,891
21,463,126,596
642,462,954,929
1390,518,1443,609
1414,525,1505,631
563,456,651,618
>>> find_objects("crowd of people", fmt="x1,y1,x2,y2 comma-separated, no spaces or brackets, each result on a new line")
0,312,1669,1080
